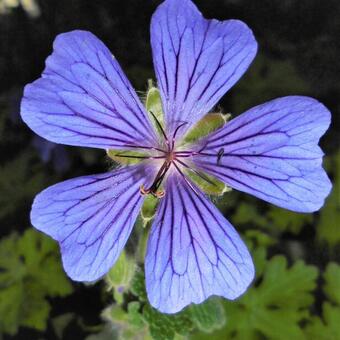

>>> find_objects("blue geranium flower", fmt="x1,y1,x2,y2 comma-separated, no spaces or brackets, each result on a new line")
20,0,331,314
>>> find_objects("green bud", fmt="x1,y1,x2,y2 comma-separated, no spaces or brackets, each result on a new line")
145,81,166,137
141,195,159,226
105,251,136,304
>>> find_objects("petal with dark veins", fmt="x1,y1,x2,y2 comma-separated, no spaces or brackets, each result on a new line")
151,0,257,135
145,175,254,313
21,30,157,149
194,96,332,212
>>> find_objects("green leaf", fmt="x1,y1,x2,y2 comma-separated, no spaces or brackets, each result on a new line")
0,230,73,335
232,202,269,229
305,303,340,340
0,283,23,335
0,233,26,286
233,201,312,235
244,230,275,278
256,257,317,309
189,298,225,333
127,302,145,329
0,152,47,219
17,229,73,297
20,281,51,330
244,230,276,249
323,262,340,305
102,304,128,325
317,152,340,246
232,53,310,114
130,267,147,302
51,313,75,339
85,325,117,340
208,255,318,340
142,304,193,340
103,303,150,340
267,206,312,234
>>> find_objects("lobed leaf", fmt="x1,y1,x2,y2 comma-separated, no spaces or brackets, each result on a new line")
317,152,340,246
189,298,225,333
305,303,340,340
0,230,73,335
323,262,340,305
198,255,318,340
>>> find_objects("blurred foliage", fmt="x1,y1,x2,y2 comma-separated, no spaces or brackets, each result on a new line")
317,151,340,246
102,266,225,340
88,218,338,340
211,256,318,340
305,263,340,340
231,53,311,114
0,229,73,335
0,0,40,17
0,151,47,219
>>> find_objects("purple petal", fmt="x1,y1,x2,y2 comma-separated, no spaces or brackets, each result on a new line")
151,0,257,135
31,165,153,281
21,30,156,149
145,175,254,314
194,96,332,212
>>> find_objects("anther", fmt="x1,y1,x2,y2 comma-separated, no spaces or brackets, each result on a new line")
140,185,165,198
153,190,165,198
217,148,224,164
140,185,151,196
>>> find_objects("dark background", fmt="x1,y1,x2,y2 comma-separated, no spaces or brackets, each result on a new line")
0,0,339,339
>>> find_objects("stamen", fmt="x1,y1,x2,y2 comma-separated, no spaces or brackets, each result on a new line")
136,120,209,198
114,153,166,160
140,185,151,195
140,184,165,198
123,144,166,153
172,161,200,195
217,148,224,164
171,122,188,150
140,160,171,198
174,151,196,158
149,111,170,150
114,154,152,160
175,158,217,187
153,190,165,198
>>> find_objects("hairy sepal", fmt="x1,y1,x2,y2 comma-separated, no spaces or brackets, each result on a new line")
185,169,231,196
183,113,230,145
106,149,148,165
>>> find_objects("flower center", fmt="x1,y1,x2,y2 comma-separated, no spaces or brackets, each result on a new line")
140,150,178,198
137,111,189,197
116,112,219,198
